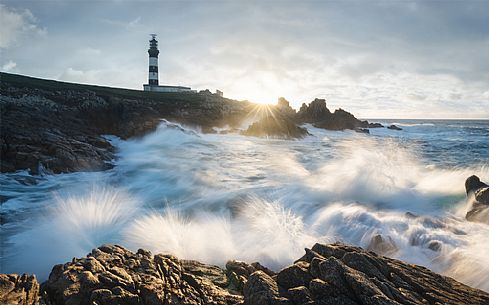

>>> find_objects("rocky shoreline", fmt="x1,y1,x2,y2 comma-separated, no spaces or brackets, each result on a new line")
2,243,489,305
1,72,396,175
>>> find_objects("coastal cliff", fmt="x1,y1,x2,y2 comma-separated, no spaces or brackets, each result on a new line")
2,243,488,305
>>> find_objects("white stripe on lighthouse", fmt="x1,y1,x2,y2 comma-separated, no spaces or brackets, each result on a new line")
149,57,158,66
149,72,158,79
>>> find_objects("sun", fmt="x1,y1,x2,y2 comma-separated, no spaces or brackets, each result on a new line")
226,71,289,105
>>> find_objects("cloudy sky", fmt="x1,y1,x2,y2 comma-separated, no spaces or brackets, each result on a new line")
1,0,488,118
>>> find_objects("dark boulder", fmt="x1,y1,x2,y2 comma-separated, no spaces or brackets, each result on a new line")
387,124,402,130
242,116,309,139
465,175,489,223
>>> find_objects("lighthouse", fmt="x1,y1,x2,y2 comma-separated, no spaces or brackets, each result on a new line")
143,34,193,92
148,34,159,86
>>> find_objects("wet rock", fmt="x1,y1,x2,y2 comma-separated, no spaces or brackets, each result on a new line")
367,122,384,128
0,274,39,305
43,244,242,305
243,271,290,305
354,128,370,134
242,242,489,305
387,124,402,130
366,234,398,256
465,175,489,224
242,116,309,139
276,261,312,290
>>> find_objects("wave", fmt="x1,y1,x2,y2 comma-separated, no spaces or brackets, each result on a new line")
1,120,489,292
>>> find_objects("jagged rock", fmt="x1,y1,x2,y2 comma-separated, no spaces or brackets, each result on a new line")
367,122,384,128
296,98,331,123
276,97,296,118
354,128,369,134
465,175,489,223
242,243,489,305
366,234,398,256
387,124,402,130
0,274,39,305
43,244,242,305
242,116,309,139
243,271,290,305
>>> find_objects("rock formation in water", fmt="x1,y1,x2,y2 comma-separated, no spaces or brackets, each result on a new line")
3,243,489,304
465,175,489,223
387,124,402,131
295,98,383,131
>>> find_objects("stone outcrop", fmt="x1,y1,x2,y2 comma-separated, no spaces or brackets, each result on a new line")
2,243,489,304
242,243,489,305
43,244,242,305
465,175,489,223
295,98,383,131
0,273,39,305
387,124,402,131
242,116,309,139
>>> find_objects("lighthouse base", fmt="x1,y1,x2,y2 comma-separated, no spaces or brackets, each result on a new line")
143,84,193,93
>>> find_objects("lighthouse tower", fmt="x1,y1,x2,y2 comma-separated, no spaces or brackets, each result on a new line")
147,34,159,86
143,34,192,92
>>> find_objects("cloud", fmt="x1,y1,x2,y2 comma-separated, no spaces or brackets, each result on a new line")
0,4,46,49
1,60,17,72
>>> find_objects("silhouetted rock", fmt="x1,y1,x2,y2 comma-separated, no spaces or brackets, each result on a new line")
296,98,331,122
465,175,489,224
366,234,398,256
367,122,384,128
387,124,402,130
0,274,39,305
243,116,309,139
354,128,370,134
296,99,380,132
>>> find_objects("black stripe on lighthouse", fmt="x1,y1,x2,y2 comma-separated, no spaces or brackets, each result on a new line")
148,34,160,86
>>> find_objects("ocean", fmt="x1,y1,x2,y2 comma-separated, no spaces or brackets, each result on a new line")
1,119,488,291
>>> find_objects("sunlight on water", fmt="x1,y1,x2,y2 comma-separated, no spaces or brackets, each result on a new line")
1,120,489,292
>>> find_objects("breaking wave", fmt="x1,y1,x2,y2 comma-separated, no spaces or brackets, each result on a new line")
1,120,489,292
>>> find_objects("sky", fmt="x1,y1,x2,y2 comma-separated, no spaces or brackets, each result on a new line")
1,0,488,119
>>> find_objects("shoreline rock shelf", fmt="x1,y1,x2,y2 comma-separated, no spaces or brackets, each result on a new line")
2,243,489,305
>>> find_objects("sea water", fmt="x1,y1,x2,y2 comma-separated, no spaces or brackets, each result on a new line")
1,119,488,291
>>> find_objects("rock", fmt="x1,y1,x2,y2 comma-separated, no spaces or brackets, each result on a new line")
242,242,489,305
243,271,290,305
276,261,312,290
387,124,402,130
366,234,398,256
296,98,331,122
242,115,309,139
465,176,489,224
367,122,384,128
0,274,39,305
43,244,242,305
354,128,370,134
465,175,488,195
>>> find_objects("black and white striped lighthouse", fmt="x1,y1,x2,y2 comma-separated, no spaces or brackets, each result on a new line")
148,34,159,86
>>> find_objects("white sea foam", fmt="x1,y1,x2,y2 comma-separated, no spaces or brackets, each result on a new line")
1,120,489,291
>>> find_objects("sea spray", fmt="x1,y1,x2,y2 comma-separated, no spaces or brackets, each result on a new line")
1,119,489,292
